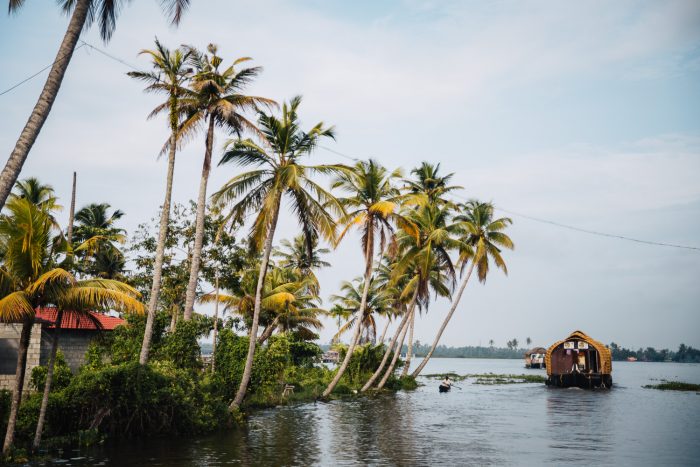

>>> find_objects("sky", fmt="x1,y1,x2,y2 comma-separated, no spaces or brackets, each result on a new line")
1,0,699,350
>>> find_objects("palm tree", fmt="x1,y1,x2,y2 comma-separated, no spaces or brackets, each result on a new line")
411,201,513,377
128,39,193,364
330,275,394,345
9,177,62,215
400,162,460,374
0,0,190,210
177,44,274,322
526,336,532,347
371,204,458,389
274,234,330,295
322,159,406,397
72,202,125,277
0,197,144,454
212,96,342,407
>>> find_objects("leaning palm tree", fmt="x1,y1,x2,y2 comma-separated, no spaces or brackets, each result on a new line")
322,159,407,397
128,39,193,364
330,276,393,345
366,203,459,390
0,0,191,209
178,43,274,322
212,95,343,407
411,201,513,377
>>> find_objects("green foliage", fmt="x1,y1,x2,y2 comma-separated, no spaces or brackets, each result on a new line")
643,381,700,391
30,350,73,392
159,314,212,369
340,343,388,385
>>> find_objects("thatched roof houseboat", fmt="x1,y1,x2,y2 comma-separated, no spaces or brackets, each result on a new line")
524,347,547,369
545,330,612,389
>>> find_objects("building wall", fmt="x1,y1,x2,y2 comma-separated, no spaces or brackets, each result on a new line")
40,330,96,373
0,323,42,392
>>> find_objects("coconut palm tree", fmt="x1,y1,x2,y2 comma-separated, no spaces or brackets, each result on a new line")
370,203,459,389
212,96,342,407
0,0,191,210
9,177,62,215
128,39,193,364
177,44,274,322
0,197,144,454
411,201,513,377
72,202,125,278
321,159,407,397
330,275,394,345
274,234,330,295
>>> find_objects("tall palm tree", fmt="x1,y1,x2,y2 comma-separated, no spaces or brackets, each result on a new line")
370,203,459,389
177,44,274,322
72,202,125,277
212,96,342,407
0,0,191,210
411,201,513,377
0,197,144,454
322,159,406,397
128,39,193,364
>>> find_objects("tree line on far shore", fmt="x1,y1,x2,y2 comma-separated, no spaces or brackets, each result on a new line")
610,343,700,363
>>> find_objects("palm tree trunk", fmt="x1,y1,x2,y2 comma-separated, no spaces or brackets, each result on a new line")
360,303,412,392
0,0,90,210
140,125,177,363
257,316,279,345
231,199,281,408
378,318,390,344
3,318,33,455
183,115,216,320
32,310,63,451
401,307,416,377
322,227,375,397
211,273,219,373
411,260,475,378
66,172,77,244
376,307,412,389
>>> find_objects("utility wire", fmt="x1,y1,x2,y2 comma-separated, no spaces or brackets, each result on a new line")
3,45,697,252
0,43,86,97
318,146,699,252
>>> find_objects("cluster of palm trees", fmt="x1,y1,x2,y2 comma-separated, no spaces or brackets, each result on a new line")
0,180,144,455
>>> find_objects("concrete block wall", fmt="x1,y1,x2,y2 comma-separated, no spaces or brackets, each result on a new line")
0,323,42,392
40,330,94,373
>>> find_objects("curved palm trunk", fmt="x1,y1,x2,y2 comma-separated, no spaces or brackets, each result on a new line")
378,318,390,344
231,201,281,408
376,308,412,389
66,172,77,244
183,116,216,320
360,302,413,392
0,0,90,210
322,228,375,398
401,308,416,377
32,310,63,451
257,316,279,345
3,318,33,455
411,261,475,378
140,126,177,363
211,274,219,373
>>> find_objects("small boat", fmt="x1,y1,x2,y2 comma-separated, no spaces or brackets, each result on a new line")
439,384,451,393
626,356,637,362
524,347,547,369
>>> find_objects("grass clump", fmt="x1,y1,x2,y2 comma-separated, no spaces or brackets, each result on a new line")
643,381,700,392
423,373,546,385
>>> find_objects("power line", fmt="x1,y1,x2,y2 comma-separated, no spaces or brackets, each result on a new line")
319,147,699,252
79,40,140,71
0,43,86,97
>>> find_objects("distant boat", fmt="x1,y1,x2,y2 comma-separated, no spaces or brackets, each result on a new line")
545,330,613,389
524,347,547,369
627,356,638,362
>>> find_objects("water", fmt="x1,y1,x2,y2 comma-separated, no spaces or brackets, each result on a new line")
33,359,700,466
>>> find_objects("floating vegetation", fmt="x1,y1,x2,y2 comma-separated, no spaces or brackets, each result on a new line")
643,381,700,392
423,373,546,385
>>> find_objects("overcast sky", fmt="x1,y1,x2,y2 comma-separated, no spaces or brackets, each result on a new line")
1,0,699,349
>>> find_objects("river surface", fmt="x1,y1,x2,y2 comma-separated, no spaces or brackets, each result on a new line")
32,358,700,466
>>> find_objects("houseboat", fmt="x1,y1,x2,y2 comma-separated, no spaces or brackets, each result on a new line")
524,347,547,369
545,330,613,389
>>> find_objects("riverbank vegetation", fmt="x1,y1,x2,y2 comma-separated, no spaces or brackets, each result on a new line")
610,343,700,363
0,37,514,459
424,373,547,385
643,381,700,391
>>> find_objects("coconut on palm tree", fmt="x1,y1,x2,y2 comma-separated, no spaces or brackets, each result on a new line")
0,0,191,210
411,200,513,377
177,44,274,323
322,159,408,397
212,95,343,407
128,39,193,364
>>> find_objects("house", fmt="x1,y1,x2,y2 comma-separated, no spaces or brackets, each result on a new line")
0,308,125,391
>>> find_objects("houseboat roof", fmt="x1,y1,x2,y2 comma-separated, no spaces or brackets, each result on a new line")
524,347,547,357
34,308,125,331
545,330,612,375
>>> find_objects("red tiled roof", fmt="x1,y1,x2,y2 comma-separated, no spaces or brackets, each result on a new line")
34,308,125,331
